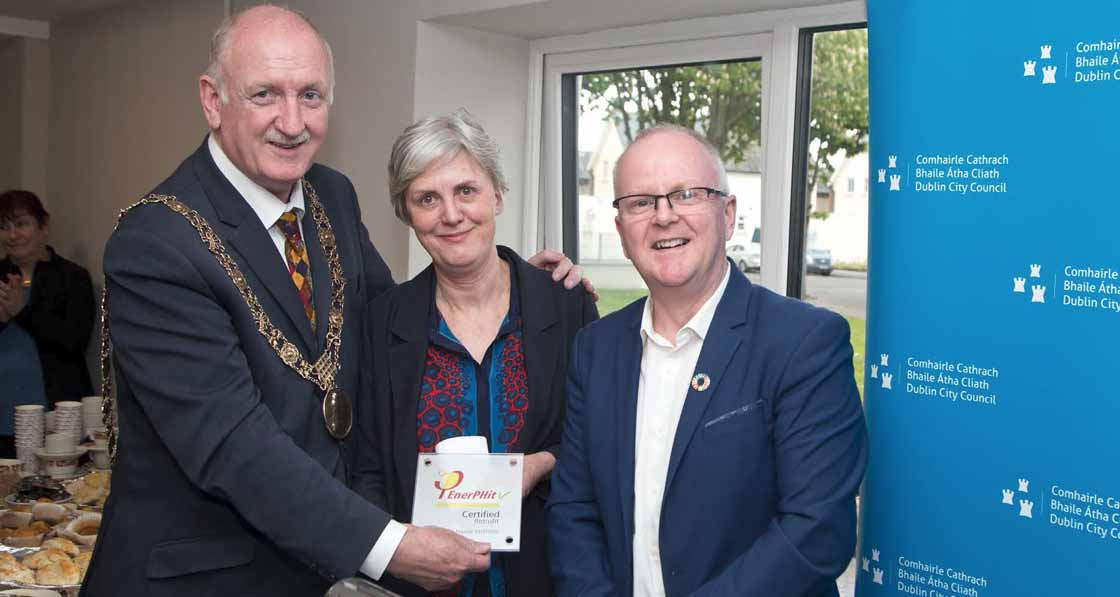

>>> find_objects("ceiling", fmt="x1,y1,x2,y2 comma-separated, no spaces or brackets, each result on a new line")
433,0,844,39
0,0,132,22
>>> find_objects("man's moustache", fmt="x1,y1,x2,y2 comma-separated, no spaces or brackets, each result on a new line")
264,130,310,145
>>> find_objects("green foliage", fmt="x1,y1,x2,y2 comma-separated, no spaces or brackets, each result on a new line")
807,29,869,192
579,28,867,185
581,61,763,164
844,314,866,400
595,288,649,317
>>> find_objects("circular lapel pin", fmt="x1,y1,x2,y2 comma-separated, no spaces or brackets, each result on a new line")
691,373,711,392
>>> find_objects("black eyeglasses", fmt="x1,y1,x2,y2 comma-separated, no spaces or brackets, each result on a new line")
612,187,727,219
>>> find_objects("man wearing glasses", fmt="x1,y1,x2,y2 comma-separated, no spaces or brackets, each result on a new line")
548,125,867,596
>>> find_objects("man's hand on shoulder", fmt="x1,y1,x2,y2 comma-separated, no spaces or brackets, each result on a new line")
385,525,490,591
528,249,598,300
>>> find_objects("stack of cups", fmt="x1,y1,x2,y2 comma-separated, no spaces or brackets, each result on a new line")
13,405,45,475
81,396,104,439
53,401,84,448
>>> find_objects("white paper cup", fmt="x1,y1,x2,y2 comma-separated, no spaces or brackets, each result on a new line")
434,435,489,454
44,433,73,454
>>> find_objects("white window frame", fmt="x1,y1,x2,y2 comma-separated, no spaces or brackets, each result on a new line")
523,1,866,294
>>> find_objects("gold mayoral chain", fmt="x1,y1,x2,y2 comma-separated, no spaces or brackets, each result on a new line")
99,180,353,463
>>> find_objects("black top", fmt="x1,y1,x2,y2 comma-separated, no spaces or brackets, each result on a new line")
354,246,598,597
0,246,95,405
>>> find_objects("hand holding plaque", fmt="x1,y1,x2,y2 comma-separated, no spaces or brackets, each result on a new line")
411,436,524,551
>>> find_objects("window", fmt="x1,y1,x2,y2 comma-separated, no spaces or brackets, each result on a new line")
789,27,868,410
546,34,771,315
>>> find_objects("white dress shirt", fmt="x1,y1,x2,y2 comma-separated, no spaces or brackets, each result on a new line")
632,264,730,597
208,135,308,257
208,136,407,580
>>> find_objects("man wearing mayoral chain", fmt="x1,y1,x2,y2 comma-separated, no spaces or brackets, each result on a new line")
83,5,583,595
548,125,868,596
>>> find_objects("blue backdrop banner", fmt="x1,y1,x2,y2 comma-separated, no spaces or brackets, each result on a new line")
858,2,1120,596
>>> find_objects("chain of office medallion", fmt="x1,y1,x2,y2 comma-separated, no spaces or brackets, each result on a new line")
100,180,347,462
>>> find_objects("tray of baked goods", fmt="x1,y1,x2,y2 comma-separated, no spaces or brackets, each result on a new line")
0,475,106,593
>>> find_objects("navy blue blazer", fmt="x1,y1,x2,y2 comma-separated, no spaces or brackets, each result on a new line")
83,140,396,596
548,266,867,597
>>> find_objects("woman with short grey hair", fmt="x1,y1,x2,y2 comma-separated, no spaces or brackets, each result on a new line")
388,109,508,223
354,109,598,597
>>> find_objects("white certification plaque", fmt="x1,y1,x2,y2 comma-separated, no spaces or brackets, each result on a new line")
411,453,523,551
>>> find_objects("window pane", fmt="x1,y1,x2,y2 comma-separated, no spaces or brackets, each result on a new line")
572,60,764,316
793,26,868,597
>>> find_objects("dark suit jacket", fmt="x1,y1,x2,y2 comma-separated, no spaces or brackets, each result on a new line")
548,266,868,597
82,139,396,597
0,247,95,405
352,246,598,597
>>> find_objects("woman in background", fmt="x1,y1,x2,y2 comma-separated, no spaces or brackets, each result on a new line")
353,110,597,597
0,190,95,407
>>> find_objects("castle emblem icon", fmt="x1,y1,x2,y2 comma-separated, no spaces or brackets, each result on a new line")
881,372,892,390
1031,285,1046,303
877,168,886,183
880,354,889,367
889,175,901,191
888,155,898,168
1023,60,1036,77
1019,499,1034,518
1030,264,1041,278
862,557,870,572
1002,489,1015,505
1040,44,1052,59
872,549,880,562
872,568,884,585
1018,478,1030,492
1013,277,1026,293
1042,65,1057,85
870,364,878,379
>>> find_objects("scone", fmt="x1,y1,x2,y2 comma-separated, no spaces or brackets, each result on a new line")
74,550,92,574
36,558,81,586
22,548,71,570
0,562,36,584
41,537,81,557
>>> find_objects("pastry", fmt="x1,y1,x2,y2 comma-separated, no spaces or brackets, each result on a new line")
0,563,36,584
35,558,80,585
22,548,70,570
31,502,69,524
41,537,81,557
74,550,92,574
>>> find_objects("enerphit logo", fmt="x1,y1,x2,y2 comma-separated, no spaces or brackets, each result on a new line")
435,470,465,498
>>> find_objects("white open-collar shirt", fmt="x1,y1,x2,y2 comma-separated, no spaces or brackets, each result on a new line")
208,135,406,579
633,263,730,597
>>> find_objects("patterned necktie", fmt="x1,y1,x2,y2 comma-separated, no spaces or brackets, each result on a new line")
275,210,316,332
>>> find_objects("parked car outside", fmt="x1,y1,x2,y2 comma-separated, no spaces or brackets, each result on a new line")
806,247,833,276
727,227,761,272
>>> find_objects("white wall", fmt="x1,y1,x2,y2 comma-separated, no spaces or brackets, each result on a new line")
809,152,869,264
48,0,224,272
408,21,531,275
262,0,422,280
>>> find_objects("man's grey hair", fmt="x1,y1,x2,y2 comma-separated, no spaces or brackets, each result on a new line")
388,109,509,224
205,4,335,104
615,124,729,192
